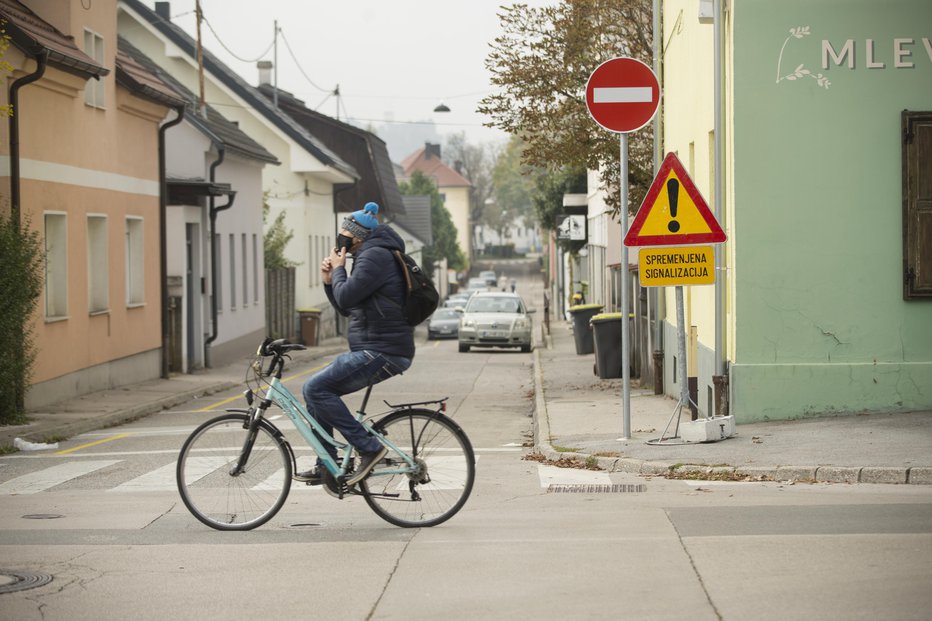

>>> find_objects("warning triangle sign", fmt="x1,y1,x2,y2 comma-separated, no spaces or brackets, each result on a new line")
624,152,726,247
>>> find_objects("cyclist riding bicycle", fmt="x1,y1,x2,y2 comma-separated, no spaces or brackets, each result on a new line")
298,201,414,487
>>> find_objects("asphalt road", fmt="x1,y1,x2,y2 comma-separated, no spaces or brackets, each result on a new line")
1,259,930,620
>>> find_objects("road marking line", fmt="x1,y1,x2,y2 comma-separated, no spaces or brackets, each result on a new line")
195,362,331,412
0,460,121,494
56,433,130,455
537,464,611,488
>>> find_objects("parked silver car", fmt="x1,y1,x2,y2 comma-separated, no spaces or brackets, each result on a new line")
457,292,534,353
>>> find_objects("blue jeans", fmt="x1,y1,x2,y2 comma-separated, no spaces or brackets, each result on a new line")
302,350,411,462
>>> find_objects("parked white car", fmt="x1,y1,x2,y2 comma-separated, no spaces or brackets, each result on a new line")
457,292,534,353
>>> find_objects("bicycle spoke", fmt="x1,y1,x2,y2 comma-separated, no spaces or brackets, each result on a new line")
177,414,291,531
360,410,474,528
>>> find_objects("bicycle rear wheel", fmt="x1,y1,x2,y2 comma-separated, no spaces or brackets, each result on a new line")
177,413,292,531
360,409,475,528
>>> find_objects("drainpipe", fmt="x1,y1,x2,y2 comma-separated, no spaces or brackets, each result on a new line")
9,51,48,230
651,0,665,395
159,104,186,379
8,51,48,411
204,144,228,368
712,0,729,416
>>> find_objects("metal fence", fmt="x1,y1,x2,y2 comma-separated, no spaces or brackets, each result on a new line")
265,267,296,342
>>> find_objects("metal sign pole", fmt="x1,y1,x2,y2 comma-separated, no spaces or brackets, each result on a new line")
620,134,631,440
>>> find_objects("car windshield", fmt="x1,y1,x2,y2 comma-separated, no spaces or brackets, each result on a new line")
433,309,460,320
467,297,522,313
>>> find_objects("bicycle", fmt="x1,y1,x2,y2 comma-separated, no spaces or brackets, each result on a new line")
176,338,476,530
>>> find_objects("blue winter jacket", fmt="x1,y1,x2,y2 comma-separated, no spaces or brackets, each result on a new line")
325,225,415,360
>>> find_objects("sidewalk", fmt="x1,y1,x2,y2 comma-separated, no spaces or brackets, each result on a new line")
0,340,347,450
533,321,932,485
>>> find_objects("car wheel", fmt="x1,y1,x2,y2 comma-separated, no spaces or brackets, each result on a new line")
458,343,470,353
520,343,532,353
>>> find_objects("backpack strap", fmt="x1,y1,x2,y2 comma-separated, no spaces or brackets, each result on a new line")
373,249,409,310
392,250,413,292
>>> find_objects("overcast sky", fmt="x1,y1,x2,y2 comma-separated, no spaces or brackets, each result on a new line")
146,1,552,153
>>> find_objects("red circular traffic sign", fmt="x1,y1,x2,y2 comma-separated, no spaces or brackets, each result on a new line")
586,57,660,133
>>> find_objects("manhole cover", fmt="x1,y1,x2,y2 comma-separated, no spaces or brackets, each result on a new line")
548,484,646,494
0,571,53,594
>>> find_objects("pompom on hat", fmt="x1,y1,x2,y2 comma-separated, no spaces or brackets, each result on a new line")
341,202,380,239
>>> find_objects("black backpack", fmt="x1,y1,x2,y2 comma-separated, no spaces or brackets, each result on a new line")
385,250,440,326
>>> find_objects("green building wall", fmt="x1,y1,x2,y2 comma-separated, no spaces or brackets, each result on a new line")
729,0,932,420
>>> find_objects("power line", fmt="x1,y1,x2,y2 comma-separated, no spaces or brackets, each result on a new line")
278,28,331,93
201,15,275,63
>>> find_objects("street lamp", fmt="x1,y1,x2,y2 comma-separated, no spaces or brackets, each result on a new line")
433,102,451,113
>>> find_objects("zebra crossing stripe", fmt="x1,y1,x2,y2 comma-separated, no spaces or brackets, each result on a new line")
0,460,121,495
112,456,233,492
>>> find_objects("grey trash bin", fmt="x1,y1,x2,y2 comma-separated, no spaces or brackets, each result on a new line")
568,304,603,355
591,313,623,378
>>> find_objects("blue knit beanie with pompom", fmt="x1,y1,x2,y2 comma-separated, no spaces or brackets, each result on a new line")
341,202,380,239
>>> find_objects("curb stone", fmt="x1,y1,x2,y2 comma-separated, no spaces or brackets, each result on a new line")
909,468,932,485
531,343,930,485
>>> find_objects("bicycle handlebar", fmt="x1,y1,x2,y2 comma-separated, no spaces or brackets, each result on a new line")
259,337,307,357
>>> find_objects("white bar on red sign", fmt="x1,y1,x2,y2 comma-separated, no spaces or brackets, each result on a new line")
593,87,653,103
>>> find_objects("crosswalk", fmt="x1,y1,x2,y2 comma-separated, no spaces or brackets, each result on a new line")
0,456,615,495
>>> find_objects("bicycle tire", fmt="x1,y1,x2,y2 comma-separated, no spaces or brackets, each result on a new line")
177,413,292,531
360,409,475,528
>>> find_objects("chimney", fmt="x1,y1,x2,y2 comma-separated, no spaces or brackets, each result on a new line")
453,160,463,174
257,61,273,86
425,143,441,160
155,2,171,20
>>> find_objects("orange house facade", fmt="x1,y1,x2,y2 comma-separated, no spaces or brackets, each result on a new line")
1,0,180,408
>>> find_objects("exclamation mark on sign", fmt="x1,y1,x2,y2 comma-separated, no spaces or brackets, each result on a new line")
667,178,680,233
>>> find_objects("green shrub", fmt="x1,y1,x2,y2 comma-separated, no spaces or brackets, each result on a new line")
0,213,42,423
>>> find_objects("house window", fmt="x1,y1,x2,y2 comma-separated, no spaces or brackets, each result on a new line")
309,235,316,286
241,233,248,307
44,213,68,319
126,217,144,305
83,30,105,108
215,233,222,313
903,111,932,299
252,234,259,303
229,233,236,311
87,215,109,314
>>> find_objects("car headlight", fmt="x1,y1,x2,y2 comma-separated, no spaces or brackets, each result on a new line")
514,318,529,330
462,319,476,328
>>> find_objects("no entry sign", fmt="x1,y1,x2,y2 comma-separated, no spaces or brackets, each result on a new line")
585,57,660,133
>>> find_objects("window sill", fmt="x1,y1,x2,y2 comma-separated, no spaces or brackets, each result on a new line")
126,302,146,309
89,309,111,317
45,315,69,324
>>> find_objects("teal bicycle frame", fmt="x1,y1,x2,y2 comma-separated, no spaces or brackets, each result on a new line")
260,374,419,483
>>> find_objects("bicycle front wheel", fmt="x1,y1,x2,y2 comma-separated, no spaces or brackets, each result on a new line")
360,410,475,528
177,413,292,531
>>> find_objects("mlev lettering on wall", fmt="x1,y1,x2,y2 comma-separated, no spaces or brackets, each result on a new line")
776,26,932,92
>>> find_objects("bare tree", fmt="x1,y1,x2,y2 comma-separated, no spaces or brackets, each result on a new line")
479,0,654,216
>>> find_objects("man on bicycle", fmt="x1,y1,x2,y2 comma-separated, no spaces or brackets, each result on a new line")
298,201,414,487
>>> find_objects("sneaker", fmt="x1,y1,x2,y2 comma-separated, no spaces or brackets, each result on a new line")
345,446,388,486
293,468,324,485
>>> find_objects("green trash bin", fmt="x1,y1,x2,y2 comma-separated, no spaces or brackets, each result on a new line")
568,304,603,355
591,313,623,378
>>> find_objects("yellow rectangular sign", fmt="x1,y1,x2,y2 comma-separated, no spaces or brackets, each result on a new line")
639,246,715,287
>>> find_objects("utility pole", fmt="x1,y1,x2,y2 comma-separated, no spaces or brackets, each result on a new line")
195,0,206,116
273,20,278,108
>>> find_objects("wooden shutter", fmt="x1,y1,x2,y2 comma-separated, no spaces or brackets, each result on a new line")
902,111,932,299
